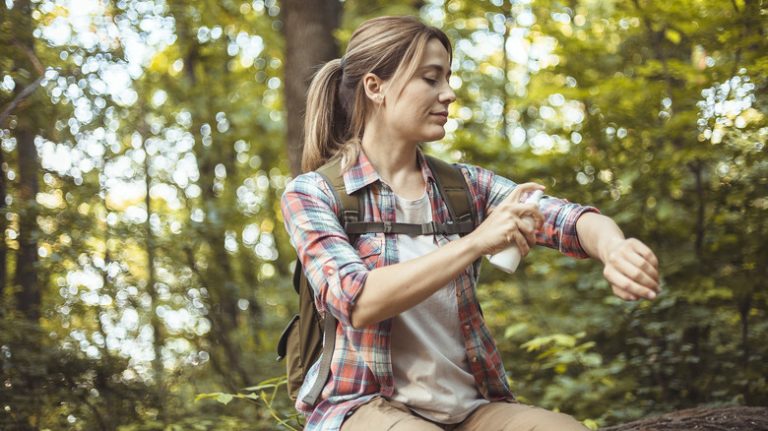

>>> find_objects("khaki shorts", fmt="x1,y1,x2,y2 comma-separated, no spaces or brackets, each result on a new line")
341,397,589,431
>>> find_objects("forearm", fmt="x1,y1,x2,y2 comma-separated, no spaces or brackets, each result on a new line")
575,212,625,263
350,234,482,328
576,211,660,300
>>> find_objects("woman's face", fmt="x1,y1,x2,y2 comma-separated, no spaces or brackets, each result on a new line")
381,38,456,144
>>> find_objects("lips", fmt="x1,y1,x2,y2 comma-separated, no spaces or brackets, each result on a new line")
429,113,448,126
430,112,448,124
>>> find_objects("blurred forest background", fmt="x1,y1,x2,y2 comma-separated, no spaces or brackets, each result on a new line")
1,0,767,429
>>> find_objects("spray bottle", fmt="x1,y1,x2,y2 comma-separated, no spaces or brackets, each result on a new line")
487,189,544,274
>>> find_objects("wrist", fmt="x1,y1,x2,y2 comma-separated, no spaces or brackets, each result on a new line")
599,236,625,263
461,231,487,259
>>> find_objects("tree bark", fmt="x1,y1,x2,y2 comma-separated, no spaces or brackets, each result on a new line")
281,0,342,176
14,127,40,320
501,2,511,145
10,0,42,322
601,406,768,431
0,132,6,300
140,125,166,419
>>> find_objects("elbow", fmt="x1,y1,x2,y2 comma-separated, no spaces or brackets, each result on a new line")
349,313,365,329
347,274,382,328
349,306,373,329
322,270,370,328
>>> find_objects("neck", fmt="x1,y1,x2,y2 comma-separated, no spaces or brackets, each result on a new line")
361,123,420,182
360,121,424,198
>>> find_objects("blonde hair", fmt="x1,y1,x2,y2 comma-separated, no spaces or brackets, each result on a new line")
302,16,452,173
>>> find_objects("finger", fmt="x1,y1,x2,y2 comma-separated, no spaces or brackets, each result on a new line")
622,248,660,286
627,238,660,273
611,254,659,291
510,229,530,256
520,204,545,230
620,239,660,286
611,285,639,301
506,203,543,228
523,226,536,248
505,183,545,204
513,210,539,247
603,265,657,300
604,264,655,299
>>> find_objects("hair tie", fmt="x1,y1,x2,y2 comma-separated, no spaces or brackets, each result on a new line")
339,56,347,70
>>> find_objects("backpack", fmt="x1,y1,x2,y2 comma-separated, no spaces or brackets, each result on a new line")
276,154,478,406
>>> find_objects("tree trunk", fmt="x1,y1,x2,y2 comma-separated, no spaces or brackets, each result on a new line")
15,129,40,321
10,0,41,322
0,135,6,300
601,406,768,431
501,1,511,145
281,0,342,176
141,128,165,419
0,0,7,295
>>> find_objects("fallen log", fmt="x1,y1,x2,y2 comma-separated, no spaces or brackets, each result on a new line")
601,406,768,431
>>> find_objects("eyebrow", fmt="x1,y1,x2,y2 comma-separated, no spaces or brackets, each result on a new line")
420,64,452,78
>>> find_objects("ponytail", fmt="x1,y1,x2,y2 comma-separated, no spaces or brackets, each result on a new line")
302,59,350,173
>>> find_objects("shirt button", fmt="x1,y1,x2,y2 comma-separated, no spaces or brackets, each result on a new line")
463,324,470,331
471,356,478,363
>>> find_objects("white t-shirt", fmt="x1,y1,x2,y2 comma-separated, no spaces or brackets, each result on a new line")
389,192,488,424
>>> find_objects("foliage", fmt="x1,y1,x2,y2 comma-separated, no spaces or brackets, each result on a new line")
0,0,766,429
196,376,302,431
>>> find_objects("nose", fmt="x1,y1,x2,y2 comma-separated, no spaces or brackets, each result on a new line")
439,81,456,105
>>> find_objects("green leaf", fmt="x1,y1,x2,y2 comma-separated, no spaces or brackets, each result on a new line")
583,418,600,430
216,393,234,405
664,29,681,45
194,392,234,405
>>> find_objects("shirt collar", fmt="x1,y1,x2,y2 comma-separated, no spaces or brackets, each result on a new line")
342,147,436,195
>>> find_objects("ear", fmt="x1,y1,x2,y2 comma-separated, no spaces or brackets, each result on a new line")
362,72,386,104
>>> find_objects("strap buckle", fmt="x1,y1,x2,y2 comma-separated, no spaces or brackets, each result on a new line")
343,210,359,226
383,221,393,234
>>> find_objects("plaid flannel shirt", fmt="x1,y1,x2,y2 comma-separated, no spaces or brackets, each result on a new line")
280,150,598,431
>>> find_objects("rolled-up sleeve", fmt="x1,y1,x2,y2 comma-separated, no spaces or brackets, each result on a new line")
280,173,369,326
461,164,599,259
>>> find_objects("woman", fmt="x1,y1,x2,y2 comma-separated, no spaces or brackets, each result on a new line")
281,15,660,431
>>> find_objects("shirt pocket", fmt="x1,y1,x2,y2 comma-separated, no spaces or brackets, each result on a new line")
353,234,383,270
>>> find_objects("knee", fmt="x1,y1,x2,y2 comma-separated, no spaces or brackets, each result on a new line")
543,412,588,430
509,408,589,431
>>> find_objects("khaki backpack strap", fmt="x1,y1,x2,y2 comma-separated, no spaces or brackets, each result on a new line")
424,155,477,235
316,156,361,229
301,313,336,406
300,156,359,407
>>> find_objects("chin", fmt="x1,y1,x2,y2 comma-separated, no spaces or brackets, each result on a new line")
422,128,446,142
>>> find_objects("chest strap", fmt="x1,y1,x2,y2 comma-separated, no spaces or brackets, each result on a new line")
344,220,474,236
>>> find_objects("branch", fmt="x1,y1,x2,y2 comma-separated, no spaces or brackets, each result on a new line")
63,373,110,431
12,39,45,75
0,74,45,128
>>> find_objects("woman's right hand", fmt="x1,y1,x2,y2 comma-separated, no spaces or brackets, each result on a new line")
470,182,546,257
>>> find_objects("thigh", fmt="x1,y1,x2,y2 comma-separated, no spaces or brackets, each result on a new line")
341,397,444,431
457,402,589,431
